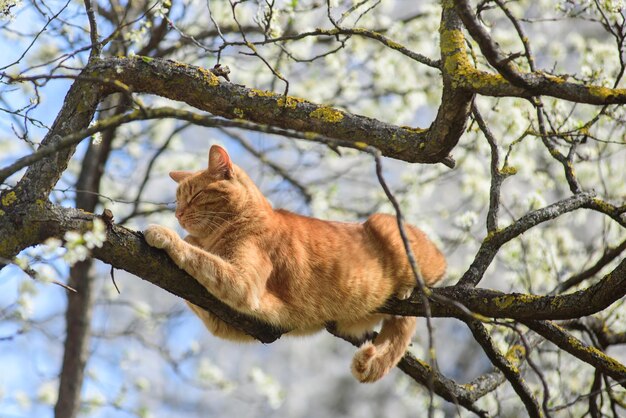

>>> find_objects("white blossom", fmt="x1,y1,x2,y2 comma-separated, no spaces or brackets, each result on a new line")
127,142,143,159
137,406,154,418
154,0,171,19
43,237,63,254
0,0,21,20
63,245,89,265
454,210,479,230
37,381,58,405
13,255,28,270
132,301,152,320
18,278,36,295
16,294,34,320
91,131,102,145
61,220,107,266
33,264,56,284
198,358,235,392
83,219,106,249
249,367,285,409
14,390,30,409
188,340,200,354
525,191,546,210
63,230,83,246
198,358,225,382
86,392,105,408
134,377,151,392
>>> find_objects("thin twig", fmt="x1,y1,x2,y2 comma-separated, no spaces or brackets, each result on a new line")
83,0,101,58
110,267,120,294
364,145,437,417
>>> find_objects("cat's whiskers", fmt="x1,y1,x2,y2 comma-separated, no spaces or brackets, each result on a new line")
183,210,240,233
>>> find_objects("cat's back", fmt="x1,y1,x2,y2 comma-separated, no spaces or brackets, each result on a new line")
263,209,387,283
269,209,365,253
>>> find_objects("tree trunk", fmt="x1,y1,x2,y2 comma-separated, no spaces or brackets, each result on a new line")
54,96,119,418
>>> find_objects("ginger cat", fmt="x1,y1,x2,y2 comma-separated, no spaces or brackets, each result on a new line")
144,145,446,383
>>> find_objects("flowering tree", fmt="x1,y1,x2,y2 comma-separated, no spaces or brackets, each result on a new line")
0,0,625,417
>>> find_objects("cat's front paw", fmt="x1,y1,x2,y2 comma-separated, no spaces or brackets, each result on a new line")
144,224,178,250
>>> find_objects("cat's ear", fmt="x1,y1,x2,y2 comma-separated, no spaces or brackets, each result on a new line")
208,145,234,179
169,171,193,183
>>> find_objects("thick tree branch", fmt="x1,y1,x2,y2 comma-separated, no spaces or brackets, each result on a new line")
453,0,626,105
73,205,626,326
87,56,458,166
584,198,626,228
383,257,625,320
435,2,475,164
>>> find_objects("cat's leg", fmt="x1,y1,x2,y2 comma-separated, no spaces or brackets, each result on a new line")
186,302,255,342
144,225,267,313
351,315,416,383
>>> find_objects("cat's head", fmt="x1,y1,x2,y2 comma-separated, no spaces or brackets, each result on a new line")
169,145,269,235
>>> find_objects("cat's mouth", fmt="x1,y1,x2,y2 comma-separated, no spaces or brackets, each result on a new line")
177,218,189,230
178,219,197,234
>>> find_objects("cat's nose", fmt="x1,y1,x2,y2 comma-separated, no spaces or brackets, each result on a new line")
175,208,184,219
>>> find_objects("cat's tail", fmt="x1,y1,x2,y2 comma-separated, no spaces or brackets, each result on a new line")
351,315,416,383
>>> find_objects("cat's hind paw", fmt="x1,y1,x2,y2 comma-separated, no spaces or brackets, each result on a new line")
351,342,391,383
351,342,377,383
395,285,414,300
144,224,177,250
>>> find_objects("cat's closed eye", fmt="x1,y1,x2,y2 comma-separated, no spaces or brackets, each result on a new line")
187,190,205,205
